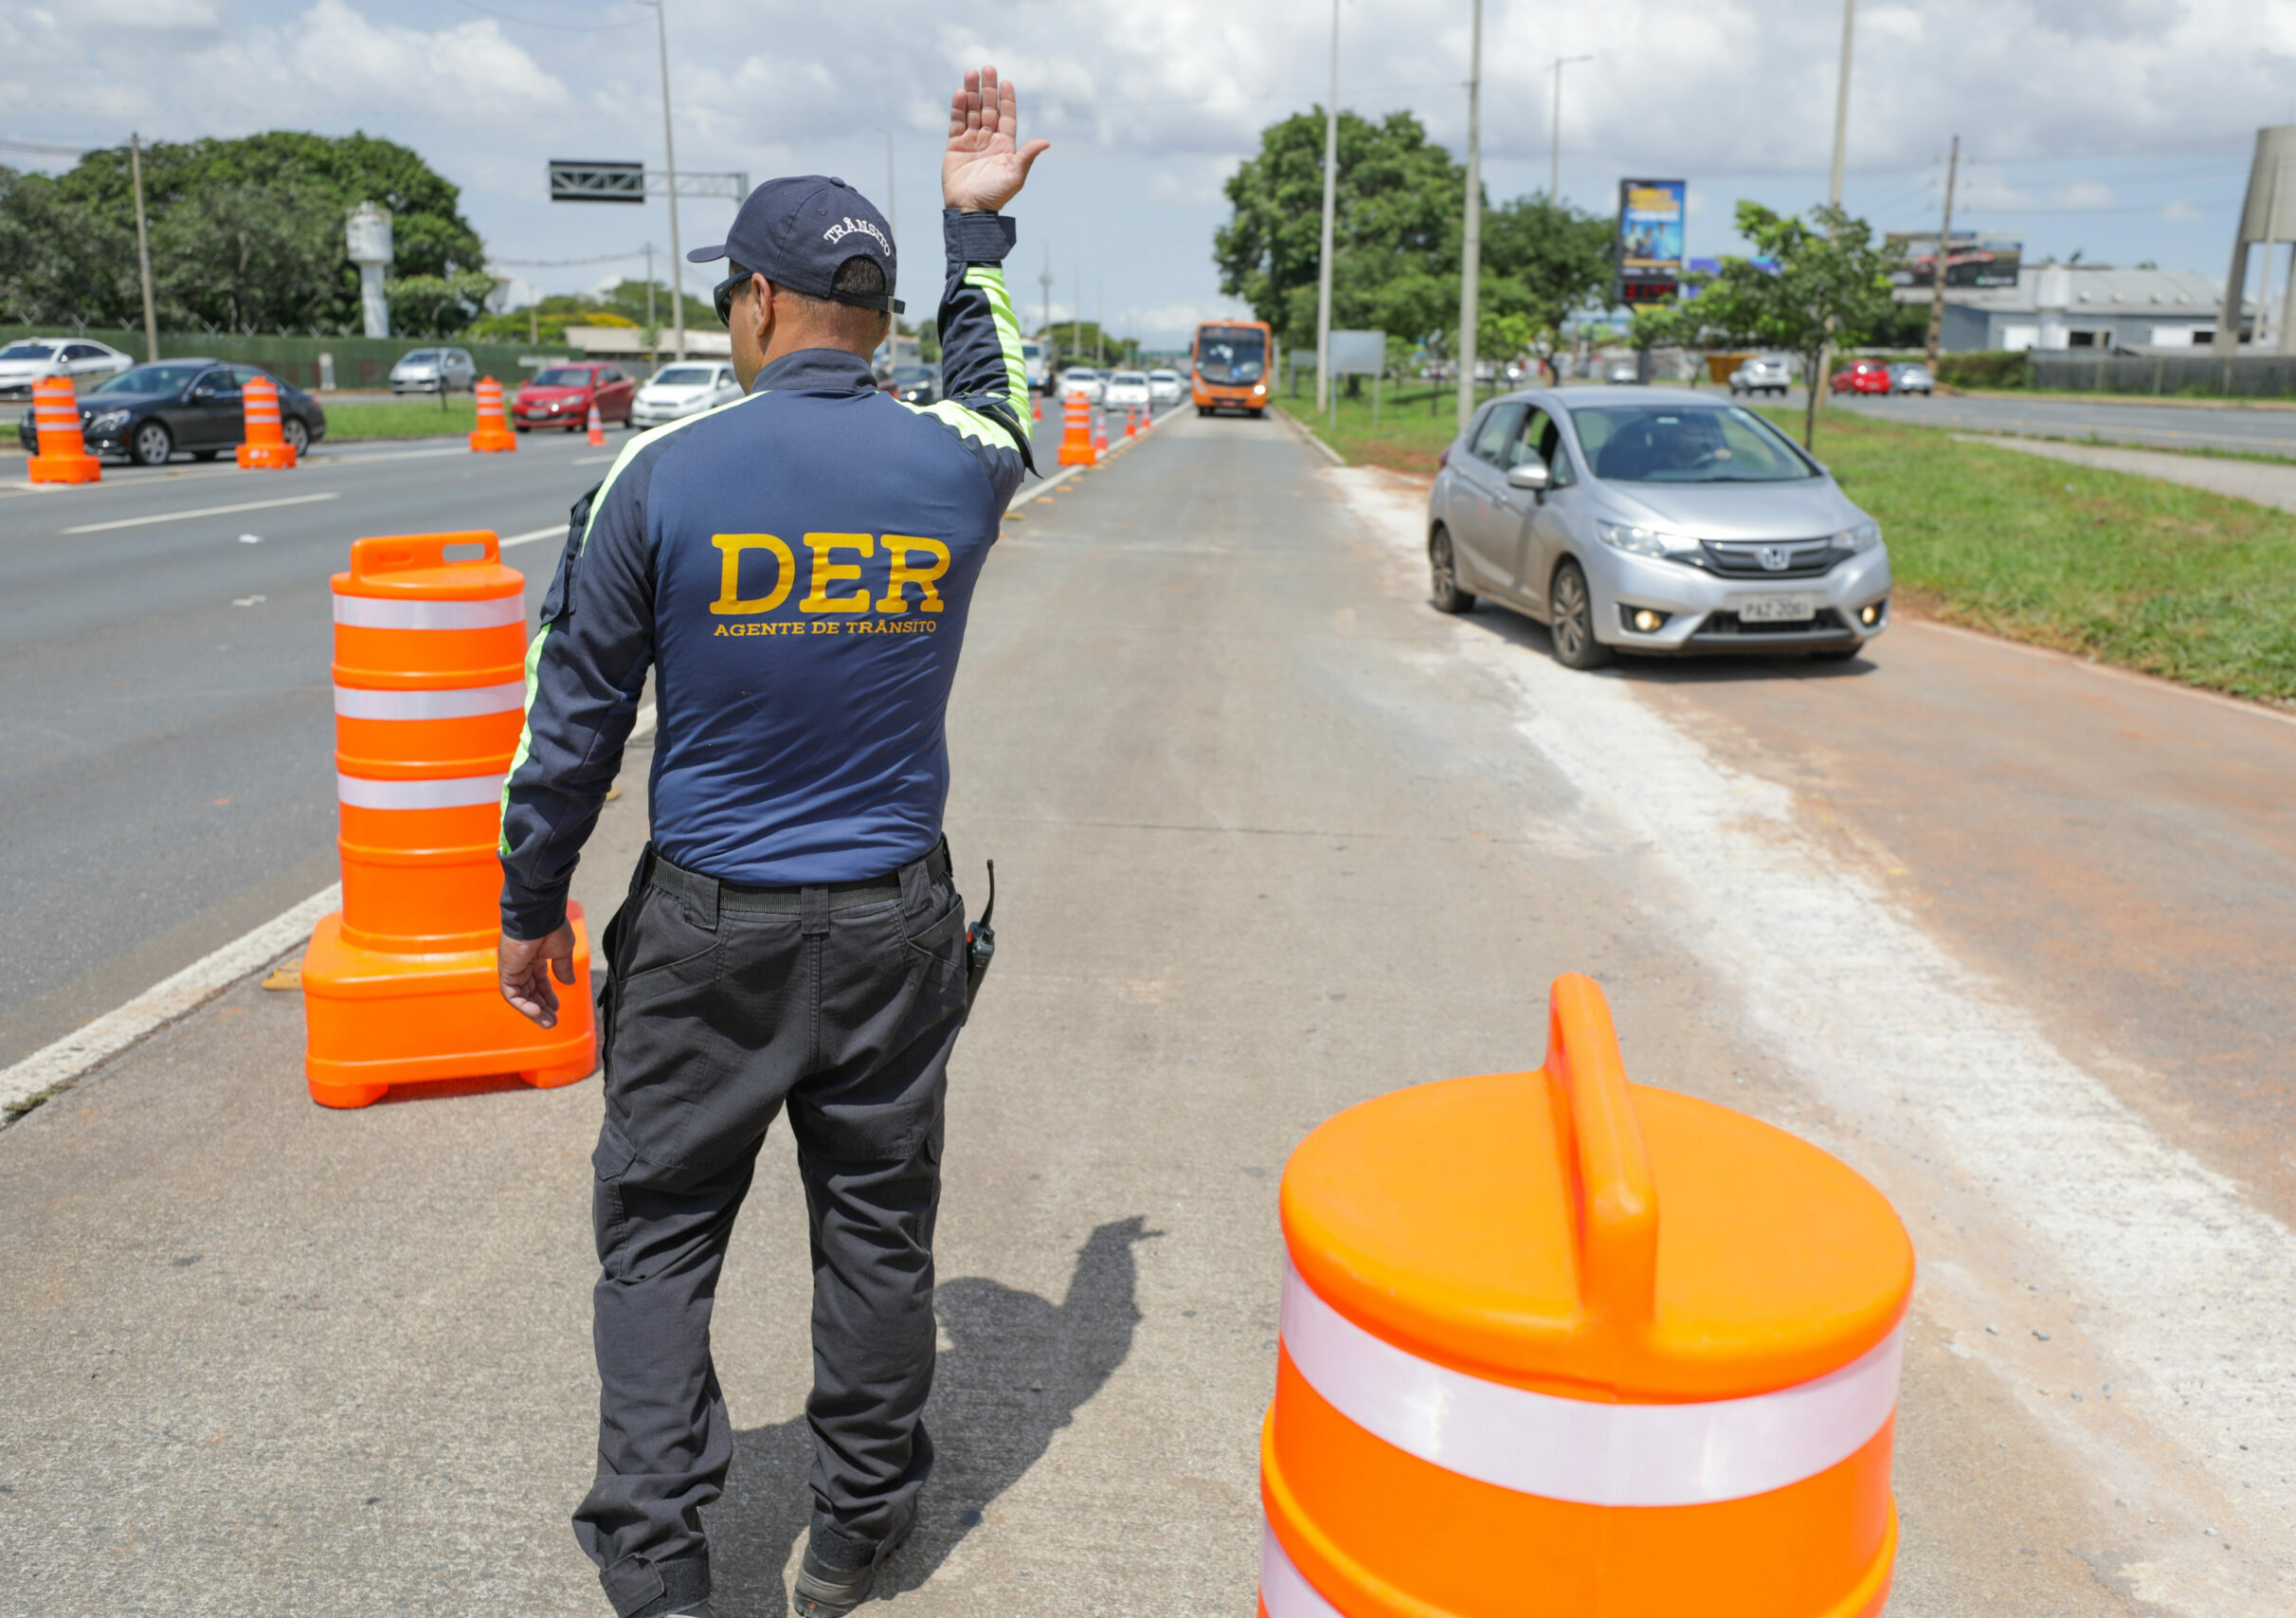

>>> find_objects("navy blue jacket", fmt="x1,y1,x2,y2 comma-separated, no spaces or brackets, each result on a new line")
497,209,1034,939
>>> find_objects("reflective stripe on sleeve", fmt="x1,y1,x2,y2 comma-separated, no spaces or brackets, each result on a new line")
1279,1262,1902,1507
334,682,529,719
332,595,525,630
337,773,506,809
1258,1523,1344,1618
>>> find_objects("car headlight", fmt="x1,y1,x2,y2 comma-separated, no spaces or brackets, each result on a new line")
1835,520,1882,553
88,409,131,433
1596,519,1695,558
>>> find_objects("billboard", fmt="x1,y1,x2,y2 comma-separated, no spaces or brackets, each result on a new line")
1617,179,1687,304
1886,230,2023,289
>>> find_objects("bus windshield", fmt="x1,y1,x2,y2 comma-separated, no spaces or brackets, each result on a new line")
1196,327,1266,384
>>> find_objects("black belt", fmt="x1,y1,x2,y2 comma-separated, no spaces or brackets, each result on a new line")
646,843,949,917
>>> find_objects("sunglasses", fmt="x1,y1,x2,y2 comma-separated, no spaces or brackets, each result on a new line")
713,267,755,328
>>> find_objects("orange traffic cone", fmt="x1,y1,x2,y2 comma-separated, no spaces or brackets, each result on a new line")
1092,409,1109,455
1056,391,1096,466
587,403,606,446
27,375,99,483
1261,973,1913,1618
1031,391,1042,422
1125,403,1140,439
469,378,517,453
236,373,298,469
301,530,594,1107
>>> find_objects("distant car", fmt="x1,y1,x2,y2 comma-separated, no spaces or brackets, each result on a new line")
16,358,326,466
513,362,634,431
0,336,134,399
1147,368,1184,406
1103,370,1152,409
1605,361,1642,385
1889,362,1935,395
1727,356,1793,397
886,364,939,405
1829,359,1892,395
1058,367,1104,404
389,347,477,394
629,360,744,428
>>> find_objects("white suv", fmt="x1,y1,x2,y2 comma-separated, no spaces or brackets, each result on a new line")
0,336,133,399
1727,356,1793,397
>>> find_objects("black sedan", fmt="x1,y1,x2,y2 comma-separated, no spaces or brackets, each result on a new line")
15,359,328,466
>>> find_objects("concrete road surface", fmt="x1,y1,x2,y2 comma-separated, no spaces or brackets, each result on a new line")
1781,387,2296,458
3,409,2291,1616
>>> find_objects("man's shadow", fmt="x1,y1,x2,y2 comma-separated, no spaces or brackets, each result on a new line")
708,1217,1155,1613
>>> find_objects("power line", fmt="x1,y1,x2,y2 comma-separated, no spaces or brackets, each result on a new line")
0,136,92,157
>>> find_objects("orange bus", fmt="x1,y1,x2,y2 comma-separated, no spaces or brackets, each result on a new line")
1192,318,1273,416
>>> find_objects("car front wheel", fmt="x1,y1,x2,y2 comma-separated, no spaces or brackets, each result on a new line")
1548,560,1613,669
282,417,309,455
1429,527,1475,615
131,420,172,466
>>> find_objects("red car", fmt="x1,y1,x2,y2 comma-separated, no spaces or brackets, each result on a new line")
1828,359,1892,396
513,362,635,432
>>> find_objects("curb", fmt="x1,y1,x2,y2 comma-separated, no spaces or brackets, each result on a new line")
1271,405,1347,467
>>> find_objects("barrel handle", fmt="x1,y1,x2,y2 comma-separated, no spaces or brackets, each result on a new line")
348,531,501,582
1544,973,1659,1326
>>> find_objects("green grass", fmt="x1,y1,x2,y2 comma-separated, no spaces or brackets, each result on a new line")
322,395,479,440
1276,383,1521,475
1763,408,2296,703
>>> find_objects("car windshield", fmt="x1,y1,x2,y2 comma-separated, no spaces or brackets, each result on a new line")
1112,372,1147,386
399,350,437,364
650,366,714,387
531,368,592,387
93,363,208,395
1066,370,1097,381
1568,404,1816,482
1148,370,1178,381
0,341,61,362
893,367,931,383
1196,329,1265,383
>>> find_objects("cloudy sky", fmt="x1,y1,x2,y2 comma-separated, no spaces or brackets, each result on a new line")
5,0,2290,342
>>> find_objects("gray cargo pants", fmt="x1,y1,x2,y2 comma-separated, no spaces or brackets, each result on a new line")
573,844,968,1618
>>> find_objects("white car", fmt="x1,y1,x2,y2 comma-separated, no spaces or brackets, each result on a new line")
1146,368,1184,406
631,360,745,428
0,336,132,399
1021,339,1051,394
1103,370,1152,410
1727,356,1793,397
1058,367,1104,404
389,347,477,393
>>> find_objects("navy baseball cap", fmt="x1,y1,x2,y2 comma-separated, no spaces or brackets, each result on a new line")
687,174,904,314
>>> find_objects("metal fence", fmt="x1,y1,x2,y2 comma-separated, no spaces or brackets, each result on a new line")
0,327,567,392
2030,351,2296,398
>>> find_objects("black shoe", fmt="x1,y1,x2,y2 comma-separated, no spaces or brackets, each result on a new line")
790,1518,911,1618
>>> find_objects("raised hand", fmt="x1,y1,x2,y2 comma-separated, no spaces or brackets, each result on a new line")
943,65,1050,213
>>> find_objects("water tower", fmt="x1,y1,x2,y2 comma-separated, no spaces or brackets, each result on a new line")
2216,127,2296,354
346,202,393,339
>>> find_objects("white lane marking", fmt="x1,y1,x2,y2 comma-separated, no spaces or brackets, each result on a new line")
0,886,341,1118
1010,464,1082,510
61,491,340,535
238,533,261,544
500,524,564,548
1281,1263,1901,1505
1332,466,2296,1573
230,594,265,608
570,453,616,465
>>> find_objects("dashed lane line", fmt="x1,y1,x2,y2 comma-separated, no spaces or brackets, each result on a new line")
60,491,340,535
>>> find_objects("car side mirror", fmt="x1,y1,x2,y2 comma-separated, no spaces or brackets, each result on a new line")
1506,462,1552,492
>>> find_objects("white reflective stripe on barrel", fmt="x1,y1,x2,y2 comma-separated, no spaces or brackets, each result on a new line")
334,681,527,719
1279,1262,1902,1507
336,773,505,809
1259,1523,1343,1618
333,594,524,630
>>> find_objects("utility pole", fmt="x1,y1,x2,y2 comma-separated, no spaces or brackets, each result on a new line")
645,243,658,345
1925,136,1959,371
1072,264,1081,367
1548,55,1593,201
1039,245,1055,344
1314,0,1340,414
642,0,685,359
1456,0,1484,432
129,133,158,362
1815,0,1855,404
1096,282,1105,366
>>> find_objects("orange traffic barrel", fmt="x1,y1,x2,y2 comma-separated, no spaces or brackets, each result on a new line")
1261,973,1912,1618
27,376,100,484
300,530,592,1108
469,377,517,453
1056,391,1095,466
236,373,298,469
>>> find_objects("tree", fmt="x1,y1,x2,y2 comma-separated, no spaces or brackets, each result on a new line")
1694,202,1900,446
1215,108,1466,357
1479,193,1614,377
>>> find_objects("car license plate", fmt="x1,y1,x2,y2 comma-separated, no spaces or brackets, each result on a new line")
1739,593,1817,623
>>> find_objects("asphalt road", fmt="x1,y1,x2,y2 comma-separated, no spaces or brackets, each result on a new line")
0,402,1087,1073
2,407,2289,1616
1789,387,2296,457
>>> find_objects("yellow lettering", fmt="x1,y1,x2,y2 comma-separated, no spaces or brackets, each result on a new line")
802,533,873,612
877,535,950,613
711,535,795,614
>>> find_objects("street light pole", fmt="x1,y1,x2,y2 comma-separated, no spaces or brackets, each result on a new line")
642,0,685,360
1828,0,1857,208
1925,135,1959,372
129,133,158,362
1456,0,1483,433
1548,55,1592,201
1314,0,1340,416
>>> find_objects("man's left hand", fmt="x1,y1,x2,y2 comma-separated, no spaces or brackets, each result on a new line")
499,923,577,1027
943,65,1049,214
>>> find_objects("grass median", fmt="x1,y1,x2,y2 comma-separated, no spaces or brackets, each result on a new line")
1290,392,2296,705
321,394,479,440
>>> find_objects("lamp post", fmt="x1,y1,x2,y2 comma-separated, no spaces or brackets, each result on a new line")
641,0,684,360
1816,0,1856,402
1548,55,1593,201
1456,0,1483,432
130,134,159,362
1314,0,1340,416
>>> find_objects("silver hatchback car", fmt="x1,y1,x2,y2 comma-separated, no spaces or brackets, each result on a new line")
1427,388,1891,668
